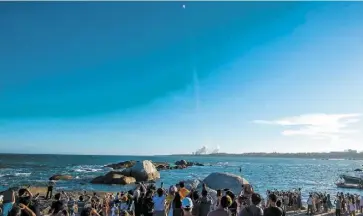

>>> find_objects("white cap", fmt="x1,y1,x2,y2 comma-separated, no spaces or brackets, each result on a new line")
182,197,193,209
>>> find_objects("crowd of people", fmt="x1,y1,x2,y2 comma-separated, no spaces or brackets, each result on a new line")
332,192,363,216
1,182,363,216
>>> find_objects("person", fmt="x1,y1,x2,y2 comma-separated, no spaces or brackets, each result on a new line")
49,193,67,215
8,204,36,216
17,188,40,216
306,194,313,215
111,204,117,216
207,195,232,216
349,198,356,216
335,196,341,216
360,194,363,213
276,200,285,216
80,207,100,216
263,194,283,216
178,182,190,200
1,188,16,216
46,181,55,200
199,190,212,216
77,196,86,215
190,191,200,216
181,197,194,216
173,192,182,216
142,190,154,216
67,198,75,216
153,188,166,216
239,193,263,216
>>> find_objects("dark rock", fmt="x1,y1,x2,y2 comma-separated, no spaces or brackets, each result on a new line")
49,175,73,181
105,160,136,170
175,160,188,166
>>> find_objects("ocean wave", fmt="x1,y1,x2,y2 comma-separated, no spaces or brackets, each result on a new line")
15,172,31,177
73,168,103,173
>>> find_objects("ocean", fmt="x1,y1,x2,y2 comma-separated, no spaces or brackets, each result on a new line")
0,154,362,201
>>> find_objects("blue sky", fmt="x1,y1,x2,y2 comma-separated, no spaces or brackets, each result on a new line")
0,2,363,155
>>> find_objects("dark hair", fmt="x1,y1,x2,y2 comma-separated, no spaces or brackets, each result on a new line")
179,182,185,188
55,193,61,200
192,191,200,200
79,196,84,201
80,207,92,216
226,191,235,200
18,188,27,196
8,206,22,216
202,190,208,197
157,188,163,197
62,209,69,216
220,196,232,208
251,193,262,205
173,192,182,208
93,192,97,196
276,200,282,207
269,194,278,203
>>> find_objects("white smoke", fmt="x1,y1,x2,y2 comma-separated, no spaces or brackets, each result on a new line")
194,145,220,155
195,146,208,155
211,145,220,154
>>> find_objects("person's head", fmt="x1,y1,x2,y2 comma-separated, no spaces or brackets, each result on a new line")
251,193,262,205
93,192,97,196
192,191,200,200
55,193,61,200
56,209,69,216
169,186,177,195
225,191,235,200
79,196,84,201
220,195,232,208
268,193,278,205
216,189,222,197
145,190,153,198
8,205,22,216
181,197,193,213
157,188,163,197
276,200,282,208
179,182,185,189
176,184,180,190
18,188,27,197
202,190,208,197
80,207,92,216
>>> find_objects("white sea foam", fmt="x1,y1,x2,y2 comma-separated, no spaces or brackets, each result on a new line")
15,172,31,177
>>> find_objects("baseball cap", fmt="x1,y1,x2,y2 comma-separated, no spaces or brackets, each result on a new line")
182,197,194,209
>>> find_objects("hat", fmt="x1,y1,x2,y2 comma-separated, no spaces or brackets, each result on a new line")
181,197,193,209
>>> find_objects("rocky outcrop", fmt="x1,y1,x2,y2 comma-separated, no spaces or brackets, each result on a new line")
121,160,160,182
49,175,73,181
203,172,249,195
105,160,136,170
91,171,136,185
175,160,188,166
175,160,204,167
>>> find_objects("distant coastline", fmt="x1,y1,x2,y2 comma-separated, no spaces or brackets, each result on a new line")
173,151,363,160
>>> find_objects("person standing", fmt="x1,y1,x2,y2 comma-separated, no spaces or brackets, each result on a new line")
46,180,55,200
334,196,341,216
1,188,15,216
263,194,283,216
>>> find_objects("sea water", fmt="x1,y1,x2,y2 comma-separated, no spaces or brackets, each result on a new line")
0,154,362,201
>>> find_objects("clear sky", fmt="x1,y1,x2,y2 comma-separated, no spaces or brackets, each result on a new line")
0,2,363,155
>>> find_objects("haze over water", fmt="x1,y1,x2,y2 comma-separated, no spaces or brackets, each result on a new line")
1,154,362,201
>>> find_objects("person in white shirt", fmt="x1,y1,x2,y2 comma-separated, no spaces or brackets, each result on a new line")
307,195,313,215
153,188,166,216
